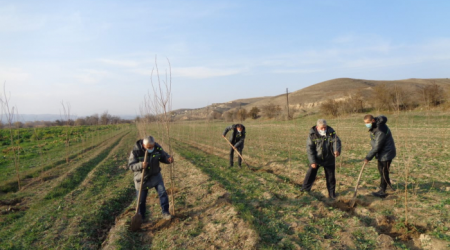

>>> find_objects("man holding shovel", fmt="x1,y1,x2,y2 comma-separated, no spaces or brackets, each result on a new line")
222,124,246,168
302,119,341,200
363,115,396,198
128,136,174,222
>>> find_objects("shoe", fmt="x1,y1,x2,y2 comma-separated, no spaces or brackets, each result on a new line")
329,192,337,200
162,213,172,220
372,190,387,198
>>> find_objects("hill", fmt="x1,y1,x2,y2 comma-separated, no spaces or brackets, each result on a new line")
171,78,450,120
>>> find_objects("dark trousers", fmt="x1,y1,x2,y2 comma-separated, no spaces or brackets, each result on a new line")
302,164,336,197
229,146,243,166
378,160,392,191
135,173,169,220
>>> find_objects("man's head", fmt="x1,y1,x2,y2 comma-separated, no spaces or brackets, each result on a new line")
236,124,243,133
363,114,375,128
316,119,327,131
143,136,156,150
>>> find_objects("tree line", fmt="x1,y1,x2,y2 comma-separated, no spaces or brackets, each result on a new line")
320,82,450,117
0,111,132,129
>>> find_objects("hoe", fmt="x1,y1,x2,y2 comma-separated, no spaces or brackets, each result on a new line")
350,162,367,208
223,137,250,169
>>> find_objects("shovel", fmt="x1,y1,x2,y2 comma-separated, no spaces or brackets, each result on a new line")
130,151,148,231
223,137,250,169
349,162,367,208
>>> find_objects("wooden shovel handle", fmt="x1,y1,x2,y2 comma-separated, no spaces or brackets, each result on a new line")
223,137,249,167
135,151,148,214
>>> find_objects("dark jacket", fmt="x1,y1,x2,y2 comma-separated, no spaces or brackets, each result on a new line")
307,126,341,167
365,116,396,162
223,124,246,148
128,140,171,184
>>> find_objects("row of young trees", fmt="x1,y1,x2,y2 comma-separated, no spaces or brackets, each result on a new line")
320,82,450,117
0,111,131,129
222,104,284,122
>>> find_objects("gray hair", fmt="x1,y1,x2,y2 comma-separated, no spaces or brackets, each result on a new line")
317,119,327,126
143,136,155,145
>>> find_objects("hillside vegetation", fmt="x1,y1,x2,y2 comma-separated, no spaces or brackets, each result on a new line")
169,78,450,121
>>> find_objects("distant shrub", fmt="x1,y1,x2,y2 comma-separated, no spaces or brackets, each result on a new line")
261,103,282,119
236,109,248,121
248,107,261,119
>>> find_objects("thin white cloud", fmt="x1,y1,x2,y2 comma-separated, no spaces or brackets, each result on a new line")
171,67,243,79
98,59,140,68
272,68,323,74
130,66,244,79
74,69,111,85
0,67,30,83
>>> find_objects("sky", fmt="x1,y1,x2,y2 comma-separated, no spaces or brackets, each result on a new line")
1,0,450,117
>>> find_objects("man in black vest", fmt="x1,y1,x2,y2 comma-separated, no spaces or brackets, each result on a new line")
363,115,396,198
128,136,174,221
222,124,246,168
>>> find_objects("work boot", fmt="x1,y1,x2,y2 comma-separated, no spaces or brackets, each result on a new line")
328,190,337,200
372,189,387,198
162,213,172,220
329,192,337,200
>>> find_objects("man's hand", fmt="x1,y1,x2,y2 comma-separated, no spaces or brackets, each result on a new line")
168,157,174,163
334,151,340,157
311,163,317,169
142,161,148,169
363,159,369,164
222,135,226,138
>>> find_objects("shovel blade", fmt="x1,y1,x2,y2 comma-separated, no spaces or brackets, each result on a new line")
130,213,143,232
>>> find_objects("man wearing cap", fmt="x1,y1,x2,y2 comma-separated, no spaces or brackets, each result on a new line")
363,115,396,198
128,136,174,221
302,119,341,199
222,124,246,168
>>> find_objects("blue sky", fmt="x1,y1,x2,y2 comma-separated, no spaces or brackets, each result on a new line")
1,0,449,116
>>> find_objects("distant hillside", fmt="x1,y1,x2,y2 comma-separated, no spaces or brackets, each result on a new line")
171,78,450,120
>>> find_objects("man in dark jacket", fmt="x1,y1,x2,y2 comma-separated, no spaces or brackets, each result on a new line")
222,124,246,167
364,115,396,198
128,136,174,221
302,119,341,199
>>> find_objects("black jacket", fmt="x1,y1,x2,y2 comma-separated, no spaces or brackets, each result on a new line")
307,126,341,167
223,124,246,148
365,116,396,162
128,140,171,184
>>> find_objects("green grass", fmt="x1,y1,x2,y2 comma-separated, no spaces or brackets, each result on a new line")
0,127,137,249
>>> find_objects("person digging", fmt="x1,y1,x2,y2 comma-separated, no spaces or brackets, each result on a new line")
363,115,396,198
222,124,246,168
128,136,174,222
302,119,341,200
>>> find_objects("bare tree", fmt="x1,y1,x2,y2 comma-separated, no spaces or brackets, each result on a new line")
248,106,260,119
320,99,339,117
371,83,391,111
224,111,235,122
236,108,247,121
420,81,445,108
149,57,176,215
261,103,282,119
60,101,72,163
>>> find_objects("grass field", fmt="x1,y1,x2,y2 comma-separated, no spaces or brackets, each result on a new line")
1,111,449,249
